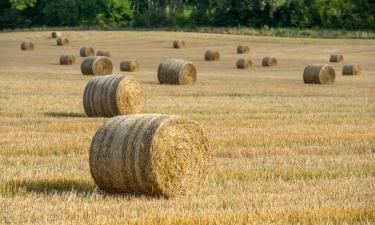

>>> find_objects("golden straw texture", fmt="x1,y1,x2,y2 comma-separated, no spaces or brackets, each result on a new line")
330,54,344,63
81,56,113,75
20,41,34,50
89,114,211,198
303,64,336,84
262,57,277,67
59,55,76,65
342,64,361,76
157,59,197,85
57,37,69,46
204,50,220,61
83,75,145,117
236,59,252,69
80,47,95,57
120,60,140,72
173,40,186,49
237,45,250,54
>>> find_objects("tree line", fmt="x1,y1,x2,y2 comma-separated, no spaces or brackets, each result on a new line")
1,0,374,30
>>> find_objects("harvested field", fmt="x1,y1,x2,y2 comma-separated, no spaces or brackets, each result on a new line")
0,31,374,225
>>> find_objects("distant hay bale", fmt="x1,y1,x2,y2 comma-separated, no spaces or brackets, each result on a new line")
330,54,344,63
173,40,186,49
303,64,336,84
51,31,62,38
81,56,113,75
237,45,250,54
120,60,140,72
157,59,197,85
80,47,95,57
89,113,211,198
204,50,220,61
59,55,76,65
236,59,252,69
57,37,69,46
83,75,145,117
342,64,361,76
20,41,34,50
96,50,111,57
262,56,277,67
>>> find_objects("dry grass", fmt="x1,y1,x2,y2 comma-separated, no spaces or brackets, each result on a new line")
0,31,374,225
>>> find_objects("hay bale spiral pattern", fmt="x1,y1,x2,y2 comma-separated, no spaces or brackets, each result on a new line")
330,54,344,63
89,114,211,198
237,45,250,54
303,64,336,84
57,37,69,46
204,50,220,61
96,50,111,57
158,59,197,85
342,64,361,76
20,41,34,50
236,59,252,69
173,40,186,49
81,57,113,75
51,31,62,38
262,57,277,67
80,47,95,57
59,55,76,65
83,75,145,117
120,60,140,72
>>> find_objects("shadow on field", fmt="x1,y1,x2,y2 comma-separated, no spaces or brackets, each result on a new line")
2,178,95,195
43,112,86,118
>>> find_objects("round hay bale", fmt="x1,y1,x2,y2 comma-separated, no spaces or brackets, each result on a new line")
51,31,62,38
89,113,211,198
157,59,197,85
57,37,69,46
80,47,95,57
120,60,140,72
20,41,34,51
173,40,186,49
204,50,220,61
342,64,361,76
237,45,250,54
81,56,113,75
330,54,344,63
236,59,252,69
303,64,336,84
83,75,145,117
96,50,111,57
262,57,277,67
59,55,76,65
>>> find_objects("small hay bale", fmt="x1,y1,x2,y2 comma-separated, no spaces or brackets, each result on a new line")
57,37,69,46
51,31,62,38
158,59,197,85
204,50,220,61
80,47,95,57
237,45,250,54
262,56,277,67
59,55,76,65
330,54,344,63
81,56,113,75
342,64,361,76
83,75,145,117
173,40,186,49
303,64,336,84
96,50,111,57
236,59,252,69
89,113,211,198
120,60,140,72
20,41,34,50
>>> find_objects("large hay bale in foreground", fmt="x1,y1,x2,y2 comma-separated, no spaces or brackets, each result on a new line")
83,75,145,117
120,60,140,72
81,57,113,75
80,47,95,57
236,59,252,69
342,64,361,76
204,50,220,61
330,54,344,63
173,40,186,49
96,50,111,57
158,59,197,85
262,56,277,67
303,64,336,84
89,113,211,198
20,41,34,50
51,31,62,38
237,45,250,54
59,55,76,65
57,37,69,46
